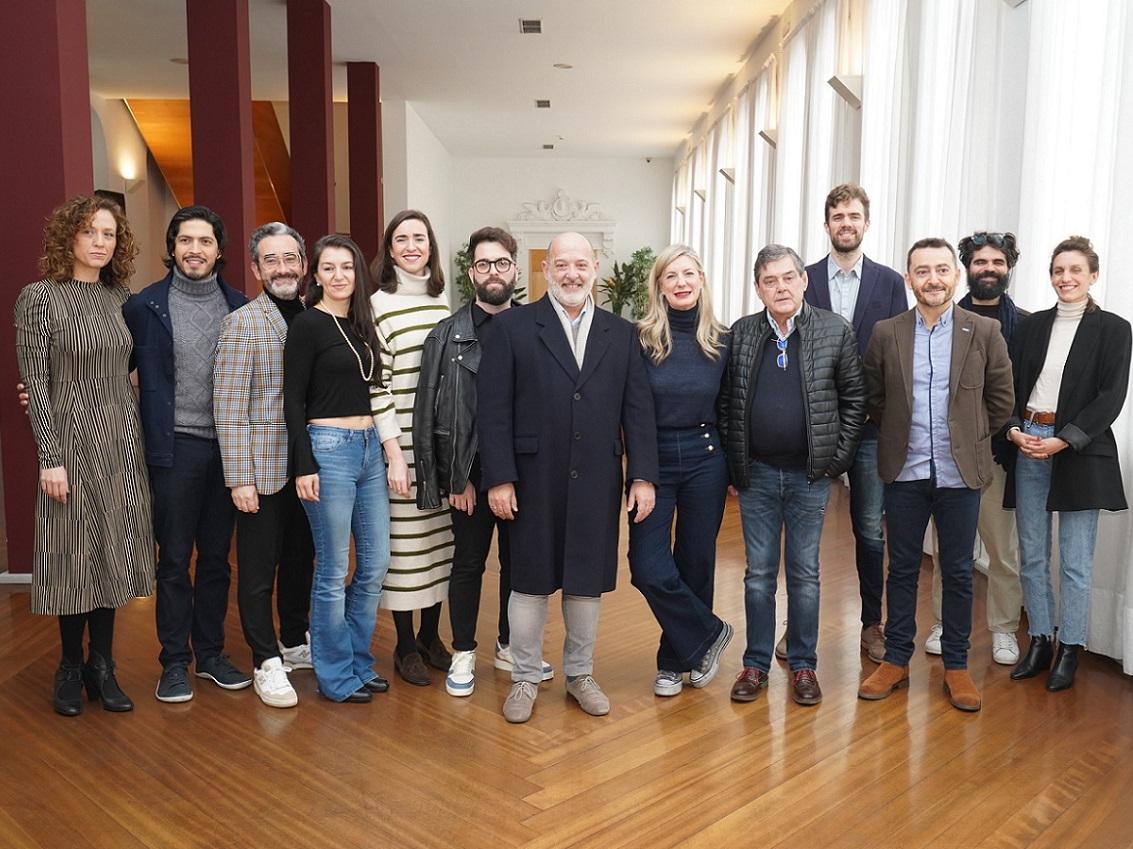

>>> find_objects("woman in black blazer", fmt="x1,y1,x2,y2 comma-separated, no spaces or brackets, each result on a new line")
1004,236,1131,691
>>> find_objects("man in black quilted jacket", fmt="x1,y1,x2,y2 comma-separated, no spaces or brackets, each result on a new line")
719,243,866,707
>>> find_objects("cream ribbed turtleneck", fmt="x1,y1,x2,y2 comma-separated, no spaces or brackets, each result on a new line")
393,265,430,295
1026,298,1089,412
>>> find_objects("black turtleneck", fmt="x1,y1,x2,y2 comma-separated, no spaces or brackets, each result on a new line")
639,305,730,429
265,288,305,326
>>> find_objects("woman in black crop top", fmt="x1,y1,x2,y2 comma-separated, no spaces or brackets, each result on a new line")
283,234,409,703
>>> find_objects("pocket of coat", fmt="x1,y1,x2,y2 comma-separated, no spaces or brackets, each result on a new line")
515,436,539,454
613,439,624,456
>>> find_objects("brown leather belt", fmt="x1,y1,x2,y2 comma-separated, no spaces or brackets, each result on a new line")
1025,409,1056,425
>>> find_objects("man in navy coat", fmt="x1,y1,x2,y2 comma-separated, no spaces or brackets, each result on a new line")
802,184,907,663
478,231,659,723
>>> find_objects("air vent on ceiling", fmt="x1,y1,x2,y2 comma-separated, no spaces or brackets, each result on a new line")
542,144,554,150
535,99,551,109
519,19,542,34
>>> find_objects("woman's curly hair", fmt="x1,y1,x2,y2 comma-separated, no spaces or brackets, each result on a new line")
40,195,138,286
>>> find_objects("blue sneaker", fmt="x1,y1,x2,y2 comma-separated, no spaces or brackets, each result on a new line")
446,650,476,697
155,663,193,703
195,655,252,690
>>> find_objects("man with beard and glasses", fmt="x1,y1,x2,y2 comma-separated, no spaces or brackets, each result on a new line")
122,206,251,702
921,232,1027,665
802,184,907,664
414,227,557,698
213,222,316,708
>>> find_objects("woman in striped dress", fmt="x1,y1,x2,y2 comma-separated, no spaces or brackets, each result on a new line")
14,195,155,716
370,210,455,685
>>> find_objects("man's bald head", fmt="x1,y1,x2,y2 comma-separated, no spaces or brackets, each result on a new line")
548,231,597,260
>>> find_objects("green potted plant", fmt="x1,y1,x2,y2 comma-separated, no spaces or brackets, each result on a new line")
598,246,655,320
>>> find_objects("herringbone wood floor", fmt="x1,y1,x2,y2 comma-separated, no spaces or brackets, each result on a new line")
1,484,1132,849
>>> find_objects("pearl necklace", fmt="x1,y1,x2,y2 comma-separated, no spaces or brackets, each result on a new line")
318,305,374,382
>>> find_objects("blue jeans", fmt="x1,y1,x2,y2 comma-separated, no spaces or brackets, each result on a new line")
884,479,980,669
629,426,728,671
1014,420,1099,645
737,461,830,672
301,425,390,701
847,437,886,627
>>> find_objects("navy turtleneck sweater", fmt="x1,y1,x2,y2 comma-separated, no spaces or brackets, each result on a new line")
640,305,730,429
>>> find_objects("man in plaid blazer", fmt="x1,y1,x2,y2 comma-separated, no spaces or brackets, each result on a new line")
214,222,315,709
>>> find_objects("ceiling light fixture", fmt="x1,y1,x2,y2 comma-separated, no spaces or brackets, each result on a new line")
519,19,542,34
169,57,189,65
542,144,554,150
535,99,551,109
553,63,573,70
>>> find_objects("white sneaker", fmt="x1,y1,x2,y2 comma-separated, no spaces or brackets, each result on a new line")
654,670,683,697
279,639,313,670
446,650,476,697
992,631,1020,665
494,641,555,681
254,657,298,708
924,623,943,656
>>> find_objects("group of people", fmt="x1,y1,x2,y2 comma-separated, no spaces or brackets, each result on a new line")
15,182,1128,722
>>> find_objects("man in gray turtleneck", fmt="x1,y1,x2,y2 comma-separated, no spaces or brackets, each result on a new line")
122,206,250,703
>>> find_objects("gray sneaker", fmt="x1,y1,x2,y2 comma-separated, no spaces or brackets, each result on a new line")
195,655,252,690
654,670,683,697
689,621,734,688
502,681,538,723
155,663,193,703
565,674,610,716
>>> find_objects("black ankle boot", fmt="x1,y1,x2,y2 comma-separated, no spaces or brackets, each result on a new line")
82,652,134,712
53,661,84,716
1010,635,1054,680
1046,643,1081,691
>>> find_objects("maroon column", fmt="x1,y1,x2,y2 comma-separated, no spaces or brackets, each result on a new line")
0,0,93,574
187,0,255,293
347,62,384,262
287,0,335,247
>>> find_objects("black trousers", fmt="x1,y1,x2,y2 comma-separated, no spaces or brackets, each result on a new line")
448,461,510,651
235,479,315,667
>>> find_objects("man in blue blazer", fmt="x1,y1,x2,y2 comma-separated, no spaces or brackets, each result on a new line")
122,206,250,703
802,184,907,663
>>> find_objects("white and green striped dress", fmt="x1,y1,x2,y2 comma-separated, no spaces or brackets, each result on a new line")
371,267,454,610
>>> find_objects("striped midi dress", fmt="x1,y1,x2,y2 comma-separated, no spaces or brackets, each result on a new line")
14,279,155,615
371,277,454,610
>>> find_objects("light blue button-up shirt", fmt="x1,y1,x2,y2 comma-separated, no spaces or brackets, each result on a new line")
896,305,965,488
827,254,864,324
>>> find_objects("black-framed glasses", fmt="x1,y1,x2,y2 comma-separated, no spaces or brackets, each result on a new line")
472,258,514,274
776,337,789,370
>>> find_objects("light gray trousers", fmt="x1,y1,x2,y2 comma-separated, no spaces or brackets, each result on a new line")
508,591,601,684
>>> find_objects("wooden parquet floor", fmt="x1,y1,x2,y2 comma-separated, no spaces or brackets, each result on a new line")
1,484,1132,849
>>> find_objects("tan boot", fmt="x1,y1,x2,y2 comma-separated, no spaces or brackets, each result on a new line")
943,669,981,712
857,661,909,701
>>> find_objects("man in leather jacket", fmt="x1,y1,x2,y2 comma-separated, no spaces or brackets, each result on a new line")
413,226,550,697
719,243,866,707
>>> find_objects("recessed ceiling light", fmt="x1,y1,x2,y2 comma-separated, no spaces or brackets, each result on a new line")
519,19,541,34
169,57,189,65
542,144,554,150
535,99,551,109
553,63,573,70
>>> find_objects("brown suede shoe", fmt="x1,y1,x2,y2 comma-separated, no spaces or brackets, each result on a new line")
857,661,909,701
730,667,769,702
943,668,981,712
861,624,886,664
393,651,431,686
791,668,822,706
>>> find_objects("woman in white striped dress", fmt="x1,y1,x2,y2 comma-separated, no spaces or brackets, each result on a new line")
14,195,155,716
370,210,455,685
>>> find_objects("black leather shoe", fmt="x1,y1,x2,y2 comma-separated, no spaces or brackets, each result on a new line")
1010,634,1054,680
1046,643,1081,691
319,686,372,703
362,674,390,694
53,662,83,716
83,652,134,712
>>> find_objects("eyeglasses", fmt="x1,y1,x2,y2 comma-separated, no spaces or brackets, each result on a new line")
776,337,788,370
259,252,303,270
472,258,514,274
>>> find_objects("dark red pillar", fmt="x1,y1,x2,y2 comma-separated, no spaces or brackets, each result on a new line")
347,62,384,262
287,0,335,248
187,0,255,293
0,0,93,574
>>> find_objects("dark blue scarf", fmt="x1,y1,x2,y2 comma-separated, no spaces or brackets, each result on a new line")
958,291,1019,346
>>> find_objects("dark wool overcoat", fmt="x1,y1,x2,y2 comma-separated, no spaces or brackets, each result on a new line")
477,296,659,596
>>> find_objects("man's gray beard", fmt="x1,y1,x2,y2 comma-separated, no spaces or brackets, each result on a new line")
476,279,514,306
267,277,301,300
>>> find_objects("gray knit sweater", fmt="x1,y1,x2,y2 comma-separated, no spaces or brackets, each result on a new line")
169,268,229,439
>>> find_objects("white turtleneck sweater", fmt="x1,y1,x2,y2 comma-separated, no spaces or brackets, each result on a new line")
1026,298,1089,412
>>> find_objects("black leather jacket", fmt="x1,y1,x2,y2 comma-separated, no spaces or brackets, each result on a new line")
719,301,866,487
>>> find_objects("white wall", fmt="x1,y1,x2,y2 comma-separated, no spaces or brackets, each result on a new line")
89,95,179,288
403,103,453,279
449,155,673,286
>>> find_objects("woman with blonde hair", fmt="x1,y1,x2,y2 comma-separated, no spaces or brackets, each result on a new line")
15,195,155,716
629,245,733,697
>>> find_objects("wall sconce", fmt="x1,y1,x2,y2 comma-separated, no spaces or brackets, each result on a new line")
758,128,778,149
118,157,143,193
719,168,736,184
828,74,863,110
